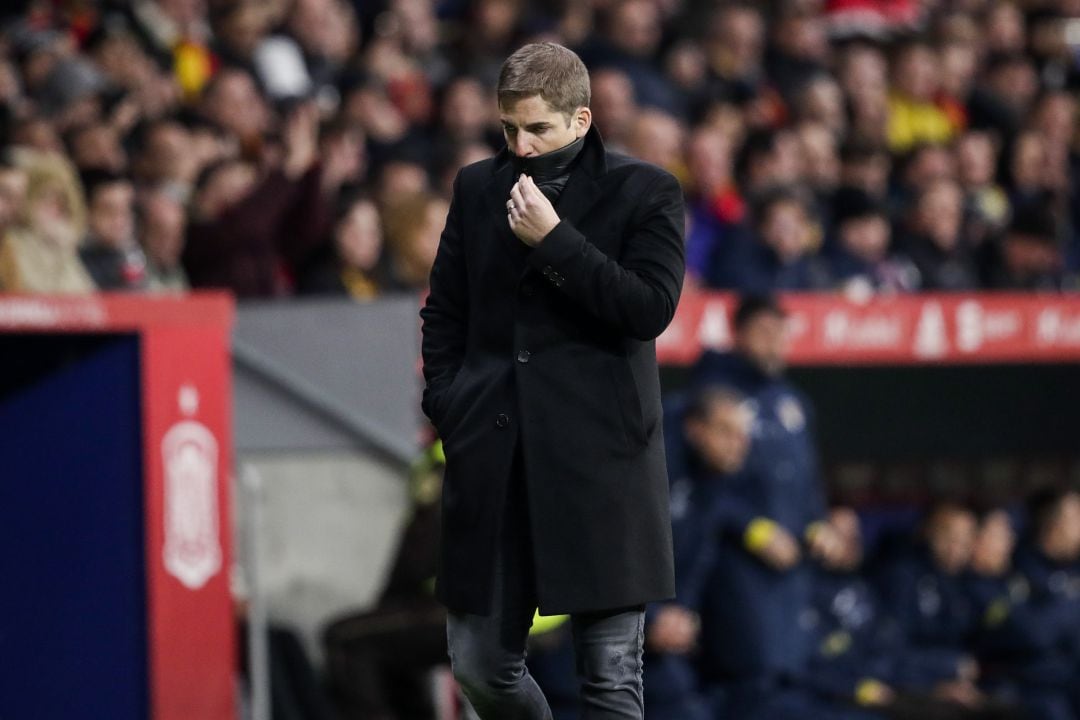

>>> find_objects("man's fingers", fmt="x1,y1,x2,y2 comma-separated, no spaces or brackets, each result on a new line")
522,175,545,203
509,182,526,210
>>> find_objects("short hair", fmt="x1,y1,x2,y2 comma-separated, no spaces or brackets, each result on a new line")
1027,487,1077,539
497,42,590,118
734,293,786,330
684,385,746,424
80,168,130,202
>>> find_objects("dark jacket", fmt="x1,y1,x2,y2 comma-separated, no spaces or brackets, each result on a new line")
689,351,828,679
419,125,686,615
183,165,330,298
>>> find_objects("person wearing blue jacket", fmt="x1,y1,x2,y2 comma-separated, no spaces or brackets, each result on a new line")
875,503,982,686
689,294,848,718
807,508,1025,720
642,386,753,720
1010,489,1080,720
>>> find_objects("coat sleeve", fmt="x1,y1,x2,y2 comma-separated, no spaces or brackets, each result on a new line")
527,170,686,341
418,170,468,426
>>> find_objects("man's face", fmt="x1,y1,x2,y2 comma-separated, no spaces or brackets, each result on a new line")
760,200,808,263
972,511,1015,577
1042,492,1080,562
840,215,889,264
89,181,135,249
735,311,788,376
927,509,977,575
140,192,185,268
499,95,588,158
685,401,751,475
0,167,28,230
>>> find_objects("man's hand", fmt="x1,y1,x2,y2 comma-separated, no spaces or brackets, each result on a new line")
508,174,560,247
755,526,801,571
933,680,984,708
807,521,849,570
645,605,700,654
283,100,320,179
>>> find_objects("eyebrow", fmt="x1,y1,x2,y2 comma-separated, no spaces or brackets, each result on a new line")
501,121,552,131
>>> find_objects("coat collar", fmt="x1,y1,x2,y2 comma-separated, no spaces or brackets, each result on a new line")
483,125,607,269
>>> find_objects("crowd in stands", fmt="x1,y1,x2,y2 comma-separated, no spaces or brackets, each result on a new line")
525,295,1080,720
1,0,1079,298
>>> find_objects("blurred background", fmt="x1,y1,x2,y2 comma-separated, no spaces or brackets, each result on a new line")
0,0,1079,718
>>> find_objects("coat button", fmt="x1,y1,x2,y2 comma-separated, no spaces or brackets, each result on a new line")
495,413,509,428
520,281,535,297
516,349,531,363
542,265,552,276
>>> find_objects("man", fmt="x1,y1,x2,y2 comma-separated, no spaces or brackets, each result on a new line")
690,294,846,718
78,169,148,291
419,42,685,719
876,502,984,700
642,386,753,720
1011,488,1080,720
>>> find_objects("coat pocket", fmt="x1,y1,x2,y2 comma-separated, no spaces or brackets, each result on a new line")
608,359,646,448
436,371,470,442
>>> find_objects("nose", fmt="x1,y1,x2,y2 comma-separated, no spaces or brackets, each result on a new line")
514,136,534,157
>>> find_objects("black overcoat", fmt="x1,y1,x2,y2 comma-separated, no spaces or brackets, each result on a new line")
419,125,685,615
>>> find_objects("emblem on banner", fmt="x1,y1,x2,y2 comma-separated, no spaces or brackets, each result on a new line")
914,301,948,358
162,384,222,590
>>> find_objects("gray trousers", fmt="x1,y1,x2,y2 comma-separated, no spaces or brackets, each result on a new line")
446,454,645,720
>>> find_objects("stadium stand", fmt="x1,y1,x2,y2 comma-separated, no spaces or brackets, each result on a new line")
2,1,1079,719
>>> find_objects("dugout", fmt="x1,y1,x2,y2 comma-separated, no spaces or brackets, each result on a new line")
658,292,1080,505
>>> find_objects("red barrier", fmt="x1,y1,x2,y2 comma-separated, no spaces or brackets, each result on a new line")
0,293,236,720
658,291,1080,366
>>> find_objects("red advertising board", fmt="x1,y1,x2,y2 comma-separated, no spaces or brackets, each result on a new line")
0,293,236,720
658,291,1080,366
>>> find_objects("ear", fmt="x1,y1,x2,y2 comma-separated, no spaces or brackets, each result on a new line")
573,106,592,138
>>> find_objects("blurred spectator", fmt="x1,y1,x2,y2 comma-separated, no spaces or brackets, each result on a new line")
969,53,1040,140
65,121,127,174
716,186,829,293
581,0,679,114
0,148,93,293
298,191,386,299
0,151,28,239
838,42,889,145
955,130,1009,249
684,125,748,287
886,40,958,153
625,109,684,175
765,3,830,106
984,203,1069,291
78,169,147,291
795,73,847,137
589,67,637,152
839,139,891,199
829,186,918,297
901,179,979,291
199,66,271,159
380,191,447,292
796,120,840,213
139,188,188,292
700,4,767,111
182,102,326,297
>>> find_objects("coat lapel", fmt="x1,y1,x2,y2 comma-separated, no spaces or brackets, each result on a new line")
482,149,531,269
483,125,609,273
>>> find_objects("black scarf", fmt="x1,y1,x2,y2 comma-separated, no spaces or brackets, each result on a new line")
510,135,585,201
